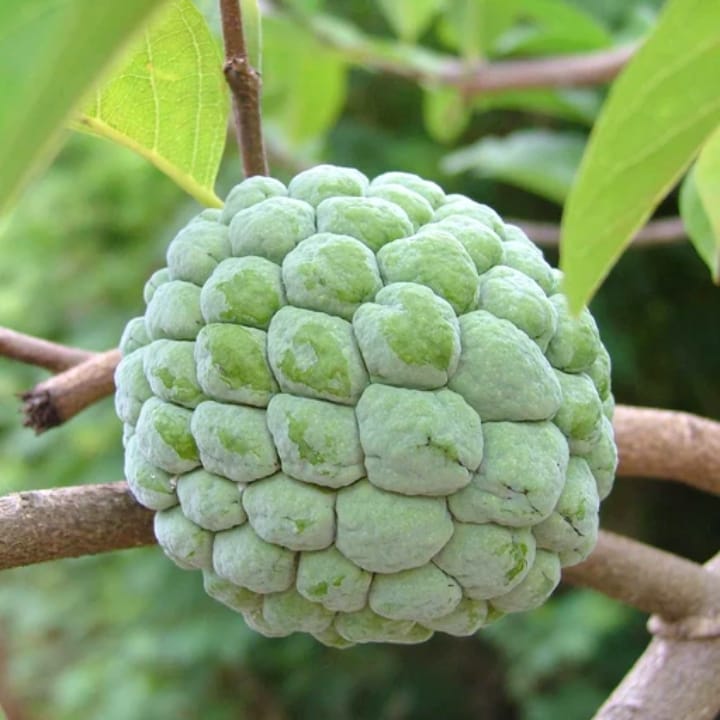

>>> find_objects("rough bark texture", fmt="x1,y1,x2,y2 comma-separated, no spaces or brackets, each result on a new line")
21,349,121,433
0,482,154,570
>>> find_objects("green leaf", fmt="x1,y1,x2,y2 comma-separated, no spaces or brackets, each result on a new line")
309,14,449,78
560,0,720,312
680,166,720,282
75,0,228,208
241,0,262,71
439,0,522,59
376,0,444,42
442,129,586,204
475,88,601,126
494,0,612,56
263,17,347,146
0,0,167,214
423,85,471,144
695,123,720,241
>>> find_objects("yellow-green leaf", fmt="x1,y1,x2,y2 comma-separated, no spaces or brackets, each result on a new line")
560,0,720,312
680,166,720,283
0,0,168,215
76,0,228,208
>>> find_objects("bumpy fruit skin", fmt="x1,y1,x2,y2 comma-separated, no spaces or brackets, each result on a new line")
116,165,618,647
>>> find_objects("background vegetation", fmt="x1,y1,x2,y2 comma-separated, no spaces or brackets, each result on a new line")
0,0,718,718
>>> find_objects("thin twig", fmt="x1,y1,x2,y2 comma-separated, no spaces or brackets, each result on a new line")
514,216,687,248
219,0,268,176
306,12,635,96
21,349,121,433
0,327,93,372
446,44,636,95
592,554,720,720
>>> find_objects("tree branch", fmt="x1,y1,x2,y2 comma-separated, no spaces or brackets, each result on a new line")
21,349,120,433
220,0,268,177
1,481,718,629
614,405,720,497
14,342,720,499
442,44,636,95
0,482,154,570
305,11,635,96
592,554,720,720
514,217,686,249
0,327,93,372
563,532,720,620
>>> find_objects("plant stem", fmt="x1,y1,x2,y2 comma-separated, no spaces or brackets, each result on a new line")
0,327,93,372
219,0,268,177
21,349,120,433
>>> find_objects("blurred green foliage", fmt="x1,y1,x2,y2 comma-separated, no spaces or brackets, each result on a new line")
0,1,718,719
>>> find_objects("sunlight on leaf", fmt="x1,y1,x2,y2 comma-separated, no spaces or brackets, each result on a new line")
679,166,720,283
0,0,167,215
76,0,228,208
560,0,720,312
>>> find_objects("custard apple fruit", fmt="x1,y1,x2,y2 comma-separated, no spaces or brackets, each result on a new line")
116,165,617,647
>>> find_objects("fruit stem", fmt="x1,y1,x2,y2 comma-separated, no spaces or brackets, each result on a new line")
219,0,268,177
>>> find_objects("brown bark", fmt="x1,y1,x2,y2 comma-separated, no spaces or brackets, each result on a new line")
21,349,121,433
219,0,268,177
592,554,720,720
0,482,154,571
0,326,93,372
1,480,718,628
613,406,720,496
444,44,636,95
563,532,720,621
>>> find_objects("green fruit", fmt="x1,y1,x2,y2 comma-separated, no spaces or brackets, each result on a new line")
117,165,617,647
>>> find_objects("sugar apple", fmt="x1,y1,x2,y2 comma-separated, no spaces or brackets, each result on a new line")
116,165,617,647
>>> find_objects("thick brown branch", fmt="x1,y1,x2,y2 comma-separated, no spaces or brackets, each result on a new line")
613,405,720,496
1,480,718,627
563,532,720,621
593,554,720,720
220,0,268,177
0,482,154,570
0,327,93,372
21,349,120,433
514,217,686,248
